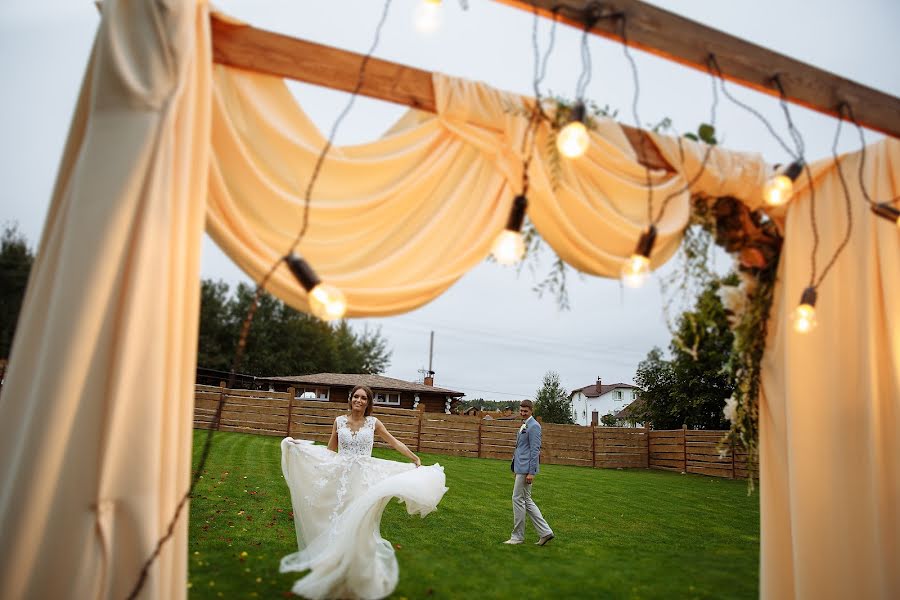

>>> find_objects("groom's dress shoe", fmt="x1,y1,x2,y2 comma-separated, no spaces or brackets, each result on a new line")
535,533,555,546
503,538,523,545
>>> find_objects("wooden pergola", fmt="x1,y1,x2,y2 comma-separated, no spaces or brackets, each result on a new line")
209,0,900,171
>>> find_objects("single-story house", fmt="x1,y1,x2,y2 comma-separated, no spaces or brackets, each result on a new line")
613,398,647,428
569,377,642,426
264,372,465,414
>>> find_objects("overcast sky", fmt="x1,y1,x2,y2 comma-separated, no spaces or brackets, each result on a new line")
2,1,898,401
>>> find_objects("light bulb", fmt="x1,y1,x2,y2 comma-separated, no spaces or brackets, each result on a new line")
491,230,526,265
764,160,804,207
764,174,793,207
556,121,590,158
871,202,900,229
620,254,651,288
414,0,441,34
309,283,347,321
791,286,818,334
791,303,817,334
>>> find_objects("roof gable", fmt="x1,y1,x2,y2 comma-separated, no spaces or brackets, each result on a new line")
570,382,641,398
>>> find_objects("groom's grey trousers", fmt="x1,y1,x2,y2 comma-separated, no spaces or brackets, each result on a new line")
511,474,552,541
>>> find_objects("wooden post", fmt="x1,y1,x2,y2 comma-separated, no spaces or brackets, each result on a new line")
286,387,295,437
731,439,736,480
416,403,425,452
216,381,226,431
643,426,650,468
476,418,483,458
591,423,597,469
681,424,688,472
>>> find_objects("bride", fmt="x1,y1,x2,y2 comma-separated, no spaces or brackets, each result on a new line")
280,385,448,599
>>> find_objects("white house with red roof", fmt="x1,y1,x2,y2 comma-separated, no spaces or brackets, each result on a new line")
569,377,642,427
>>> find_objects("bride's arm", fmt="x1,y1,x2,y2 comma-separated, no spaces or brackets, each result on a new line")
374,419,421,466
327,419,338,452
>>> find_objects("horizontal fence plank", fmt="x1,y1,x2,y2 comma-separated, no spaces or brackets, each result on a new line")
649,443,683,453
420,439,479,451
649,451,684,460
543,455,593,467
420,419,481,432
196,391,290,403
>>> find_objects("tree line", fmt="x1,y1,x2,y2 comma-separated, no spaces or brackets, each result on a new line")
0,224,392,377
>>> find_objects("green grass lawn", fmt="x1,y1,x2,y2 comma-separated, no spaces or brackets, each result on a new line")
188,430,758,599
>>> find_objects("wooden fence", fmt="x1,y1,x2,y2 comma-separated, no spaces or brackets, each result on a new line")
649,426,758,479
194,385,756,479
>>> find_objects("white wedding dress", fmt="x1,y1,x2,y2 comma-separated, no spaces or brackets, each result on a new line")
280,415,448,599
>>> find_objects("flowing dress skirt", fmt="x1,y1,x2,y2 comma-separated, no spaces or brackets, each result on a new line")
279,438,447,599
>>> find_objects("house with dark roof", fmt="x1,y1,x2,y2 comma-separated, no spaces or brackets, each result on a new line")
569,377,642,426
264,373,465,414
613,398,646,428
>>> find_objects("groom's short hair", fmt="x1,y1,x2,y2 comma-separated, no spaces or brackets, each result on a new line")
520,400,534,410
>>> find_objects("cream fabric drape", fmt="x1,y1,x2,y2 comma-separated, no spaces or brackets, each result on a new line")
0,1,210,598
207,67,769,317
759,138,900,599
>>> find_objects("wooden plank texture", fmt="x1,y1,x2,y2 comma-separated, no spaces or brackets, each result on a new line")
494,0,900,139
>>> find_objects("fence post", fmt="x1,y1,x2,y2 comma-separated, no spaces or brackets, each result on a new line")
681,424,688,472
643,426,650,468
416,403,425,452
216,381,226,431
591,423,596,469
731,439,736,479
286,387,295,437
476,417,483,458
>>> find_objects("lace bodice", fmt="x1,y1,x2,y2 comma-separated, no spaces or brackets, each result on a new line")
336,415,376,457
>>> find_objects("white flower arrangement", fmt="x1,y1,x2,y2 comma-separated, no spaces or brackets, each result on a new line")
519,423,527,434
723,396,737,424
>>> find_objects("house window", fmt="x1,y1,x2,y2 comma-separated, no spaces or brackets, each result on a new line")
374,392,401,405
295,387,329,401
615,390,623,400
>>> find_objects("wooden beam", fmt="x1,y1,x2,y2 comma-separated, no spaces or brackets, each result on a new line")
209,13,672,171
495,0,900,140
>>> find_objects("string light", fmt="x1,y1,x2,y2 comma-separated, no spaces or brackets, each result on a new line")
285,254,347,320
791,287,818,334
414,0,442,34
871,202,900,229
555,4,602,160
557,101,590,158
763,159,804,207
490,6,558,268
491,195,528,265
843,104,900,231
621,226,656,288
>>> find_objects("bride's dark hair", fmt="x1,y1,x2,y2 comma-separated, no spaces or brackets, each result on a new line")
348,385,375,416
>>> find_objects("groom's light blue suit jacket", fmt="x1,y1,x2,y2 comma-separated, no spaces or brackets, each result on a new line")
512,416,541,475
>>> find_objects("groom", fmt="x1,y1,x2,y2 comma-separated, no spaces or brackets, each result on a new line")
504,400,554,546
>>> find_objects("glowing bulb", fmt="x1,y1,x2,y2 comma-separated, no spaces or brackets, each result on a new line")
414,0,441,34
764,160,803,207
764,174,793,206
491,230,526,265
791,303,817,334
309,283,347,321
556,121,590,158
620,254,651,288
